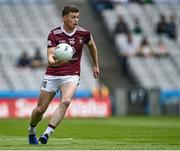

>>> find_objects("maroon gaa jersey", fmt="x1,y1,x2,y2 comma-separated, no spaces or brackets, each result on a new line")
45,25,91,76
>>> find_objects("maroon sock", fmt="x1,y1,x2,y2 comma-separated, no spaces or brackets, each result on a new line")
48,124,56,129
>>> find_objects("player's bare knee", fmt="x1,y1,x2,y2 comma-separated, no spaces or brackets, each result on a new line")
35,106,46,115
62,98,71,108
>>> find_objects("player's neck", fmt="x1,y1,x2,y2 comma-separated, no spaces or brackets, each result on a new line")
63,24,75,33
64,26,74,33
62,24,76,36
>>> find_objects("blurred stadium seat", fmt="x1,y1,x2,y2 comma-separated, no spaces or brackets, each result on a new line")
100,0,180,90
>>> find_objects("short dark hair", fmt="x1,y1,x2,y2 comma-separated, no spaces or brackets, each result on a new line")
62,5,80,16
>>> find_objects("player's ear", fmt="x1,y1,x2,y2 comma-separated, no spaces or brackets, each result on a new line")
63,16,67,22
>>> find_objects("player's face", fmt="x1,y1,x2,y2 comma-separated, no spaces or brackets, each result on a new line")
63,12,80,30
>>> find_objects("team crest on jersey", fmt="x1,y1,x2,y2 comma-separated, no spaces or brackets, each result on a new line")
79,37,83,44
68,38,75,45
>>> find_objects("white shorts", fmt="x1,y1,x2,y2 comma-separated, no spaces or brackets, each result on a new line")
41,75,80,92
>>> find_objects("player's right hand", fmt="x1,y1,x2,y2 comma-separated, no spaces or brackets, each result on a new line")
48,56,68,66
53,56,68,65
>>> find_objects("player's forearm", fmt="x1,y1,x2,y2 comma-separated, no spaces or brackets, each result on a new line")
91,50,99,67
89,44,100,79
89,45,99,67
87,36,99,67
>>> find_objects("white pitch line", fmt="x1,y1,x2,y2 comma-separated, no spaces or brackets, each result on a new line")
0,137,73,141
0,138,25,141
52,138,73,141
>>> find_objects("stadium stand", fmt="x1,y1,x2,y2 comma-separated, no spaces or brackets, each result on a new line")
99,0,180,90
0,0,99,91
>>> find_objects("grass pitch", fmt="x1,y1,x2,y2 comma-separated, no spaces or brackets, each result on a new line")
0,116,180,150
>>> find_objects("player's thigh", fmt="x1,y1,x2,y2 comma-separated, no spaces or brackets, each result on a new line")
60,82,78,102
37,90,56,111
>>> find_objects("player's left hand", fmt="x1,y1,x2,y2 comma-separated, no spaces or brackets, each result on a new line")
93,66,100,79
